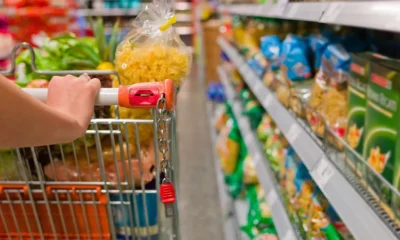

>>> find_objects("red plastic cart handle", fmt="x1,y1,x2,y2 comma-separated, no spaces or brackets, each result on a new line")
118,79,176,110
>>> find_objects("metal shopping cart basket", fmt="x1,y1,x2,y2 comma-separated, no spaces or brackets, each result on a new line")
0,43,180,240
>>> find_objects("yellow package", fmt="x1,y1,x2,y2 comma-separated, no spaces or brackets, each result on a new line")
243,154,258,184
216,118,241,175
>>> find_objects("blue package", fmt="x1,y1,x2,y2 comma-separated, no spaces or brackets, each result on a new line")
260,35,281,71
321,44,351,84
280,34,312,81
247,57,265,78
207,83,225,102
111,191,158,240
309,34,330,70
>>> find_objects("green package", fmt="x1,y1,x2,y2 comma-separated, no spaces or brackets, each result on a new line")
363,59,400,214
347,53,387,170
224,139,247,198
245,100,265,130
346,53,370,168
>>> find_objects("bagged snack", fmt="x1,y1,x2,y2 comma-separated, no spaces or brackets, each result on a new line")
256,114,275,141
112,0,191,152
243,154,258,184
224,140,247,198
309,34,330,71
307,44,351,140
215,104,229,133
241,185,278,239
244,100,265,130
260,35,281,90
248,52,268,78
307,195,344,240
265,129,288,177
216,118,241,175
44,140,156,186
280,34,312,83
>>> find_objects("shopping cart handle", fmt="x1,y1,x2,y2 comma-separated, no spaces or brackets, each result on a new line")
23,79,176,110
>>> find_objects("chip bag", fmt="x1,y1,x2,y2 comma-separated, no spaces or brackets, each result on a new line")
112,0,192,152
243,154,258,184
256,115,275,142
216,118,241,175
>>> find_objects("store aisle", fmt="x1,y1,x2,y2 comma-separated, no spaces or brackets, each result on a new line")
176,72,225,239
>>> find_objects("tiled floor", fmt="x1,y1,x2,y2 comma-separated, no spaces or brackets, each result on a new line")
176,73,225,239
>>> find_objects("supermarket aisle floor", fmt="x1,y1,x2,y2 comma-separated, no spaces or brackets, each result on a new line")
176,72,225,239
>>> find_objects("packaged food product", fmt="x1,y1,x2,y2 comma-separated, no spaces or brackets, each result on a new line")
215,104,229,133
307,44,351,142
248,52,268,78
256,114,275,141
43,141,156,186
307,195,344,240
113,0,191,151
244,100,265,130
280,34,312,83
309,34,330,71
346,53,374,169
264,129,287,177
216,118,241,175
243,154,258,184
289,80,313,118
241,184,278,239
260,35,281,90
277,34,313,108
363,59,400,215
224,140,246,198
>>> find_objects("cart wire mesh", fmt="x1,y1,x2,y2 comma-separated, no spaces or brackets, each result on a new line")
0,43,179,240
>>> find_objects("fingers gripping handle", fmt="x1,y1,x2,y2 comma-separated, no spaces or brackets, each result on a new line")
23,79,176,110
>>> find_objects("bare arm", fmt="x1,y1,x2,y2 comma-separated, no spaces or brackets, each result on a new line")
0,75,100,148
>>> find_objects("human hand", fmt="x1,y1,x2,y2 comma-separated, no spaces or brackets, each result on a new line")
46,74,101,138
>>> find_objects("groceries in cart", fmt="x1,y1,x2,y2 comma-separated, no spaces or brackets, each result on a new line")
0,0,189,238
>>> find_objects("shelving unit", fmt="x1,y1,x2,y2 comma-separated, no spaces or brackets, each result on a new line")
218,2,400,32
217,37,400,240
207,102,249,240
218,65,299,240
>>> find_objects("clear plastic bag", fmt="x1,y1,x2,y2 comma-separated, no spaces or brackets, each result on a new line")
112,0,192,152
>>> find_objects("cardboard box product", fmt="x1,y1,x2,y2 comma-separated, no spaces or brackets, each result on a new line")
363,59,400,218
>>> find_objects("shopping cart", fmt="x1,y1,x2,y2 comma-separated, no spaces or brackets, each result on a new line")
0,43,180,240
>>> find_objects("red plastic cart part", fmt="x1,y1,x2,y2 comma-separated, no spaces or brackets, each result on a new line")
118,79,176,110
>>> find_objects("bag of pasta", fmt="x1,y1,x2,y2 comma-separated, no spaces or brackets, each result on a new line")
307,44,350,149
112,0,192,153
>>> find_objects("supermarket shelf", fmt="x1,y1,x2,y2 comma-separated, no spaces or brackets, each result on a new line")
218,2,400,32
217,37,400,240
218,66,299,240
207,101,249,240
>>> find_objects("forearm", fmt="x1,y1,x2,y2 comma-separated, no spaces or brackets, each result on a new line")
0,76,82,148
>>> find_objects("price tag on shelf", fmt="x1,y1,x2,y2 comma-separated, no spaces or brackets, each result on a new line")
263,94,274,109
282,230,296,240
266,190,278,207
286,123,301,144
311,156,335,189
